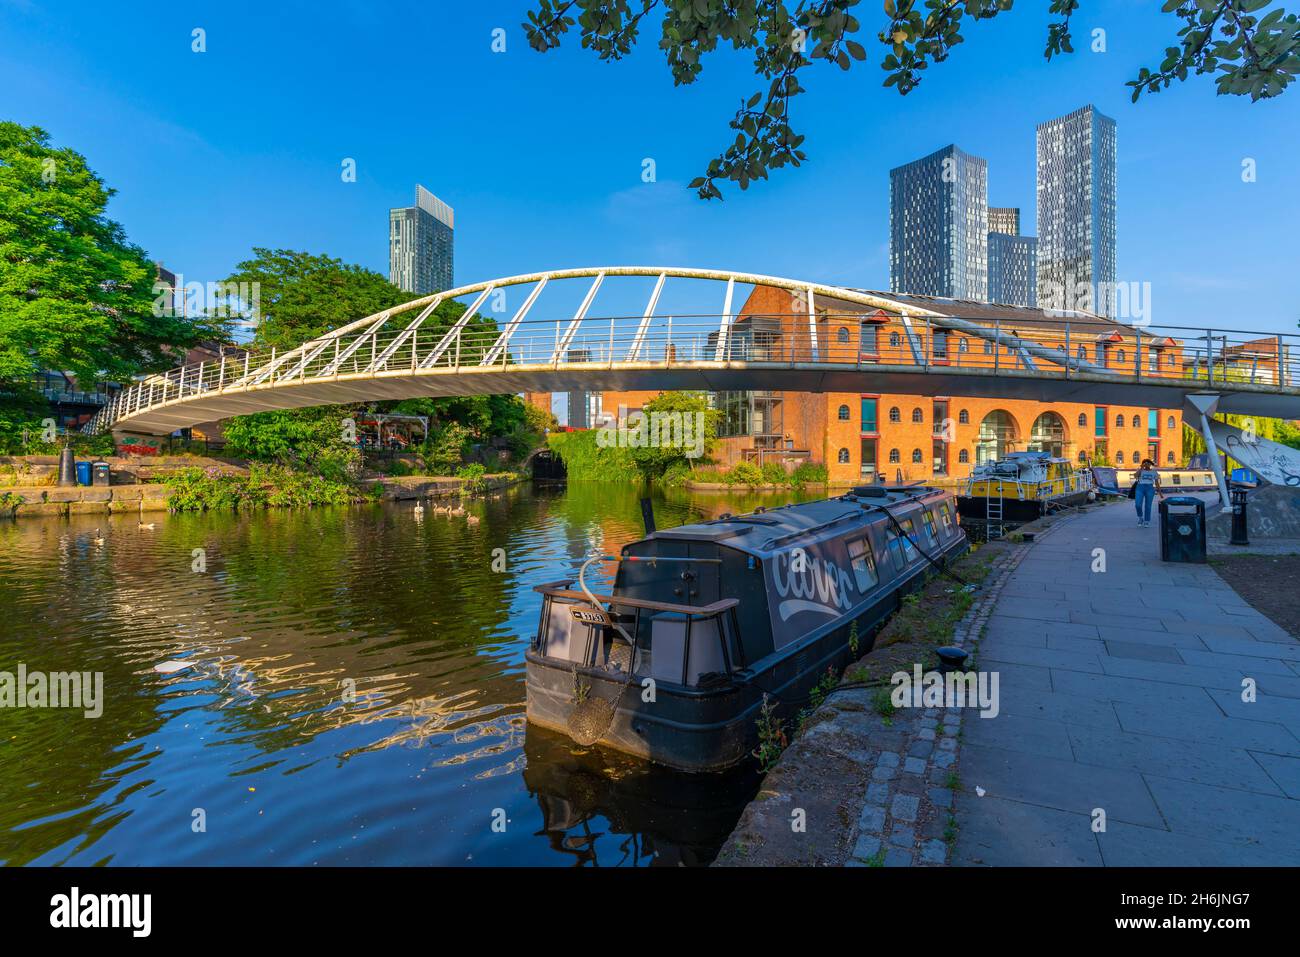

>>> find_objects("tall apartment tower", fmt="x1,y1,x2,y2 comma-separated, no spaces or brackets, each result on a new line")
389,185,454,294
988,233,1038,307
1036,105,1116,316
988,207,1020,236
890,145,988,301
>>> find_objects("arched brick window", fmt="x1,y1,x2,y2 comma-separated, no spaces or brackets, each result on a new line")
837,448,850,463
911,448,923,463
911,408,923,423
958,448,969,463
958,409,969,424
889,448,900,463
889,406,901,423
838,404,850,420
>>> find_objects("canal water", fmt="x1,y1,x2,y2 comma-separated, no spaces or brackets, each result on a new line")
0,483,823,866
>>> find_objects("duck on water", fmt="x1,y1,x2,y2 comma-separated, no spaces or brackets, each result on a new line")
525,484,969,772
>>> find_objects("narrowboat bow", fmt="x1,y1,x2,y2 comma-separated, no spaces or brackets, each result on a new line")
525,485,969,772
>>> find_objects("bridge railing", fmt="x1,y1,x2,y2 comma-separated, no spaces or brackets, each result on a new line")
85,310,1300,434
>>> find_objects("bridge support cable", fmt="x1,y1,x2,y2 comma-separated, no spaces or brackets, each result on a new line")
551,272,607,364
807,286,819,362
366,295,444,372
481,278,549,366
309,312,397,379
419,285,495,369
899,316,926,365
1187,393,1232,508
623,272,666,363
713,277,736,362
927,314,1108,377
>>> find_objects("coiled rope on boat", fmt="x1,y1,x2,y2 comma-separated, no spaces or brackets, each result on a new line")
566,554,637,747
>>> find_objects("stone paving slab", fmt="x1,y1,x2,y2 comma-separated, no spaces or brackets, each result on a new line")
1096,821,1296,867
1113,699,1300,753
994,685,1125,731
953,794,1102,867
957,742,1166,828
951,495,1300,866
1250,752,1300,799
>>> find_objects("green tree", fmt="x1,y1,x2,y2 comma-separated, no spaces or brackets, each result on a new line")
221,406,363,482
223,248,416,350
625,390,721,479
524,1,1299,199
0,122,220,389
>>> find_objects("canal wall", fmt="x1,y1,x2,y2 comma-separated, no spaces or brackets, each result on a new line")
0,454,245,488
0,470,523,518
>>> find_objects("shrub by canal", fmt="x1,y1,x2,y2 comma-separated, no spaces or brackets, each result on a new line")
162,464,376,511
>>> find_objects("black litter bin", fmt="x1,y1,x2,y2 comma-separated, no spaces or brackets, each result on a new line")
92,460,111,487
1159,496,1207,564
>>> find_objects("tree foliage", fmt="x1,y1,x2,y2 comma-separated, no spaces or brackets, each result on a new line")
221,406,363,482
222,248,416,350
0,121,222,389
524,0,1299,199
625,390,721,478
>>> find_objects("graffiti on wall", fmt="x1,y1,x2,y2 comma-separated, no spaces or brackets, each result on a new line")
1209,420,1300,487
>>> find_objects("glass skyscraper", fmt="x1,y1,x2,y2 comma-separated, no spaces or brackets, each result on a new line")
988,232,1038,307
389,185,454,295
1035,105,1117,316
889,144,988,301
988,206,1021,237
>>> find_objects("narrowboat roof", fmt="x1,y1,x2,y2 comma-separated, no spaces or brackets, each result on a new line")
633,485,951,560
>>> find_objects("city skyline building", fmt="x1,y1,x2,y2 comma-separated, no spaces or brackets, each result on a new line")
987,232,1039,307
1036,104,1117,316
889,144,988,301
988,206,1021,237
389,185,454,295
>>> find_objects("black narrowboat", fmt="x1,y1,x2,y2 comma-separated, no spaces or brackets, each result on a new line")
524,485,969,772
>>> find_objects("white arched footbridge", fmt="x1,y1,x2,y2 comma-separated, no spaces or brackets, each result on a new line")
87,266,1300,437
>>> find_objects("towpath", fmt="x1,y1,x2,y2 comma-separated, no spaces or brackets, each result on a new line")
953,493,1300,865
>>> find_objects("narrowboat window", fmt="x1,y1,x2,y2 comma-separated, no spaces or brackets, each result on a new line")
847,537,878,591
922,509,938,543
899,519,919,561
938,503,953,531
886,529,906,570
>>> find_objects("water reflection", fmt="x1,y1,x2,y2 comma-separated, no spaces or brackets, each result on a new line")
0,482,816,866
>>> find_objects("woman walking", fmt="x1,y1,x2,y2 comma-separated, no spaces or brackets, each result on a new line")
1134,458,1160,527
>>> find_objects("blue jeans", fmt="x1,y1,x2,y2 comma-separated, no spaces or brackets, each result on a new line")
1134,484,1155,523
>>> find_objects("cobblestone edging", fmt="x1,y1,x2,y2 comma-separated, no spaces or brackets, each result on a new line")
845,516,1079,867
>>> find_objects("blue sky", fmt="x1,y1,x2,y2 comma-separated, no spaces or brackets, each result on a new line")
2,0,1297,335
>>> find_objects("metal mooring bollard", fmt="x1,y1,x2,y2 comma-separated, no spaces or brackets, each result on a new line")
57,446,77,488
1230,486,1250,546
